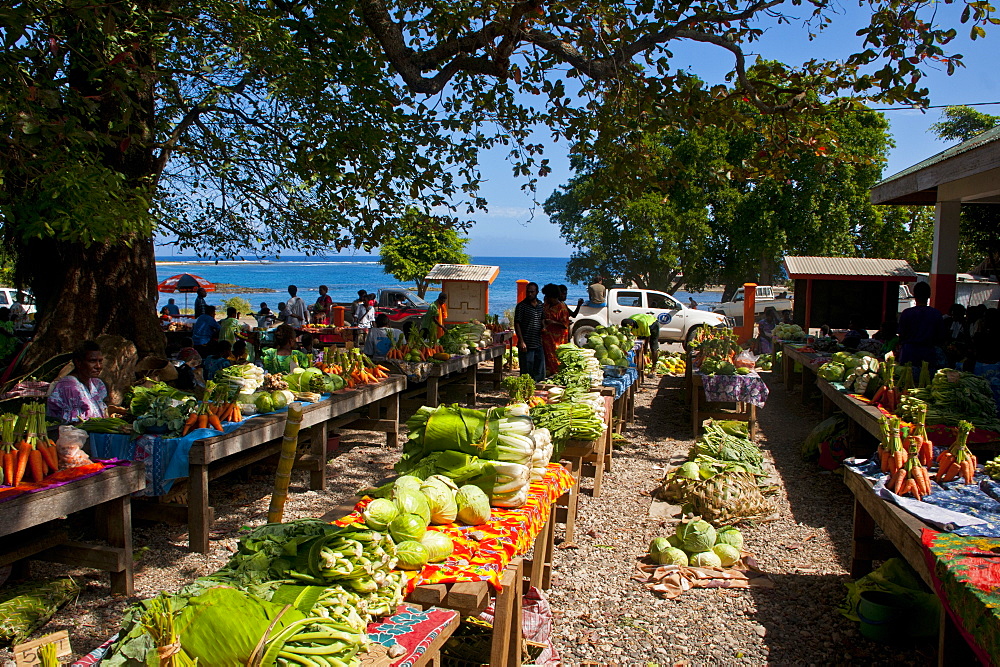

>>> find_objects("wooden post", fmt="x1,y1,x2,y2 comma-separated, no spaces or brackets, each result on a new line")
267,402,303,524
739,282,757,344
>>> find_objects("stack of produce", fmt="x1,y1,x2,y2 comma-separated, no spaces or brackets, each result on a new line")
843,354,881,395
772,323,805,341
213,362,265,398
126,382,196,419
755,354,773,371
529,388,605,456
818,351,877,383
648,521,745,568
898,368,1000,432
387,329,450,362
1,403,59,487
581,325,636,368
689,326,742,373
548,343,602,388
656,351,687,375
397,404,549,508
656,421,773,525
500,375,537,403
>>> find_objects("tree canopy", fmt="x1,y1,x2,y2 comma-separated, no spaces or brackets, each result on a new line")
379,209,471,298
931,105,1000,142
1,0,996,359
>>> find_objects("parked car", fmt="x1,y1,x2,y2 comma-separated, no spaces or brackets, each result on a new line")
0,287,36,319
336,287,429,326
572,288,732,348
712,285,794,326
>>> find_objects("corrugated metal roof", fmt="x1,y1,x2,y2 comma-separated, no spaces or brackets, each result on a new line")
876,125,1000,186
784,256,917,279
425,264,500,283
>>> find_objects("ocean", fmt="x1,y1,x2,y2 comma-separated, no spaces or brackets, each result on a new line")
155,256,723,316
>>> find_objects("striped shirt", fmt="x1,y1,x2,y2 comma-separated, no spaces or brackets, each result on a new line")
514,299,544,349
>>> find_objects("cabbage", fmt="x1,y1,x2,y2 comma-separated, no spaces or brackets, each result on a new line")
270,390,288,409
393,488,431,526
420,477,458,524
455,485,491,525
362,498,399,531
393,476,424,493
713,544,741,567
715,527,744,550
677,462,701,480
394,540,429,570
666,534,682,549
255,393,274,414
677,520,716,554
660,547,689,566
420,531,454,562
690,551,723,568
388,514,426,543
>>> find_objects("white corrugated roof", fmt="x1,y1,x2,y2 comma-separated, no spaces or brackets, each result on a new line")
783,256,917,279
425,264,500,283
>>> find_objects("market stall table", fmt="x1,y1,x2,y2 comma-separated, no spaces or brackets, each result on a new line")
396,343,507,408
781,344,829,405
0,461,145,595
690,372,766,438
843,468,980,664
92,376,405,552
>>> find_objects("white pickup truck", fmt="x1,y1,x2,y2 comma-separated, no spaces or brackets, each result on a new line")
572,288,732,347
712,285,793,325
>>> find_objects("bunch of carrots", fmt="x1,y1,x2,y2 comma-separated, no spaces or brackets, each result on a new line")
871,352,901,413
180,381,242,436
907,403,934,466
2,402,59,487
936,420,977,484
888,443,932,500
343,358,390,388
877,416,908,475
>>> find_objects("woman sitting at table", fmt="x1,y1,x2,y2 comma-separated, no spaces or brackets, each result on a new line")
47,340,114,423
261,324,311,374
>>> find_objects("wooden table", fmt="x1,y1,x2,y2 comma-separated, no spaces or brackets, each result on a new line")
405,344,507,408
0,463,145,594
843,468,976,665
142,376,405,552
782,345,829,405
690,374,759,439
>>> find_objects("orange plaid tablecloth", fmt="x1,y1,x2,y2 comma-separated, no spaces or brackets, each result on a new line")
336,463,575,592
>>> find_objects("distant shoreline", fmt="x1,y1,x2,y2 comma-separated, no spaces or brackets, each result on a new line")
214,283,277,293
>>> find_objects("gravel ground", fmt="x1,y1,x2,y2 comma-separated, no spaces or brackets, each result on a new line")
0,364,940,665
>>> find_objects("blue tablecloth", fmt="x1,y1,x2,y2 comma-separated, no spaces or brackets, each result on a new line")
602,367,638,399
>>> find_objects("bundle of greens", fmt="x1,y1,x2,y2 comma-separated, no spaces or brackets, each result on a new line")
126,382,195,417
689,421,764,471
133,395,195,437
77,417,132,434
548,343,601,388
903,369,1000,432
501,374,537,402
529,400,604,457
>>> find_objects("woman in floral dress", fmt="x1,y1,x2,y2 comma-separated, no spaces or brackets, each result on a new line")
541,284,570,376
47,340,109,423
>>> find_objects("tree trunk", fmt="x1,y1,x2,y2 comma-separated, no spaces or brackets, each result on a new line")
416,279,429,298
21,237,164,367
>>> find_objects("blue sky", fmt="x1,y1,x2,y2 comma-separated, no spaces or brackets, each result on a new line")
161,5,999,259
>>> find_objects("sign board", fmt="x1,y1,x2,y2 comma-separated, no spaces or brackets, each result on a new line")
13,631,72,666
657,312,673,325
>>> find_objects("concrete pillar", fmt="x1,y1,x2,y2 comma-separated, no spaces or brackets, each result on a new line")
930,201,961,312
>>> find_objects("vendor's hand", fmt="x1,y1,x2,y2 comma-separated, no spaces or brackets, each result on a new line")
107,405,127,417
518,341,527,352
578,298,585,305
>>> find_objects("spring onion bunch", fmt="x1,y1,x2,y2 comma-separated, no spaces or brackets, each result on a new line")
530,401,605,457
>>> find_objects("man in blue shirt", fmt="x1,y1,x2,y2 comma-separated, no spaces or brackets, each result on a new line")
192,305,220,348
165,298,180,317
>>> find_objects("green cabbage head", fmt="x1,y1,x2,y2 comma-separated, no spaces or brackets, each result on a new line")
363,498,399,531
713,544,741,567
455,485,491,525
421,477,458,524
678,520,716,554
393,475,423,493
690,551,723,568
395,540,429,570
715,526,744,550
420,531,454,563
389,513,427,543
393,488,431,527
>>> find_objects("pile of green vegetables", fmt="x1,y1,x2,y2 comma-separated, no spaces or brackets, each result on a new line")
548,343,602,388
500,374,536,402
529,396,604,456
126,382,195,417
132,395,195,436
900,369,1000,432
649,520,745,568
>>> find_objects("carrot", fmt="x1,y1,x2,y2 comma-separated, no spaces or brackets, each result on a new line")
880,449,890,472
871,386,885,406
14,441,31,486
28,449,46,483
40,442,59,471
233,404,242,422
197,413,209,430
961,459,975,484
3,450,15,486
208,414,223,431
889,469,906,494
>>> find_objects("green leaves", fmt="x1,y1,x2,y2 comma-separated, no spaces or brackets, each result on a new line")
378,208,471,297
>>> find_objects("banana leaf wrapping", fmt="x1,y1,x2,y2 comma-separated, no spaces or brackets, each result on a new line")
0,577,79,645
656,471,773,526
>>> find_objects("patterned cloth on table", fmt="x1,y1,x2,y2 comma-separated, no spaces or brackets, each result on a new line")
336,463,576,592
845,457,1000,537
602,367,637,399
921,529,1000,664
367,604,458,667
699,372,769,407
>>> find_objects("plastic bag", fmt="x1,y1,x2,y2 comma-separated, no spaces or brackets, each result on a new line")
56,425,93,469
839,558,940,638
735,349,758,369
801,414,846,462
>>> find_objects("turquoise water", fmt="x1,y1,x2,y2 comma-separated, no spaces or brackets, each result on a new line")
155,255,722,315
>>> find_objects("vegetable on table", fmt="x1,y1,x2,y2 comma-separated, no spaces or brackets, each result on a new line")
935,420,977,485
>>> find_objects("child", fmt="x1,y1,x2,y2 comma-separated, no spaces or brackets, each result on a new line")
299,333,320,362
202,340,233,381
228,339,250,364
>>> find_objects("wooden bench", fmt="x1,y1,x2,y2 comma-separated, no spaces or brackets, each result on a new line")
0,463,145,595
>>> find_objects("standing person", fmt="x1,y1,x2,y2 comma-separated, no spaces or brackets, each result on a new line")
558,284,583,319
194,287,208,317
622,313,661,371
262,324,311,374
192,305,220,349
514,282,546,382
218,306,241,344
165,298,181,317
284,285,309,329
757,306,780,354
587,276,607,306
898,281,944,370
688,296,698,310
351,289,368,324
355,293,378,329
47,341,111,423
256,302,274,328
541,284,571,376
313,285,333,325
9,293,29,328
420,293,448,341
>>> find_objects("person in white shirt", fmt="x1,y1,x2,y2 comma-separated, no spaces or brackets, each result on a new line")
284,285,309,329
358,293,377,328
363,314,402,356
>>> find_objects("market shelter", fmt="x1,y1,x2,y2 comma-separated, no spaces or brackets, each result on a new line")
870,125,1000,311
424,263,500,324
783,256,917,331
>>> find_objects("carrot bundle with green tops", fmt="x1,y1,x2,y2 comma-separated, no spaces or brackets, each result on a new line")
936,420,977,484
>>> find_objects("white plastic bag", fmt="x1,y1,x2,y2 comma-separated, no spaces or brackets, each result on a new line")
735,349,759,369
56,425,93,469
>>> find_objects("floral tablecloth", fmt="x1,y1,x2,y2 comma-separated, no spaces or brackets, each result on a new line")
922,529,1000,664
367,604,458,667
699,372,769,407
337,463,576,593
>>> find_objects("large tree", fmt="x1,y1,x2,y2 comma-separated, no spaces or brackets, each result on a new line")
2,0,995,362
379,208,470,298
